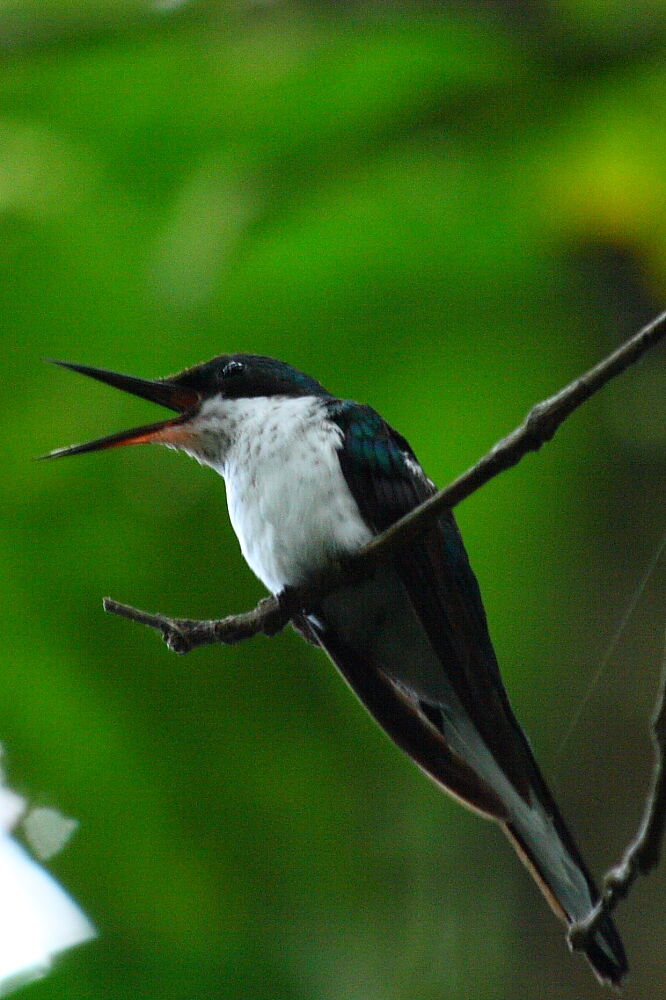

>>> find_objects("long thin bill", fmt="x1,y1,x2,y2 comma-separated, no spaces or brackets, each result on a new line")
41,359,201,459
45,360,200,413
40,415,189,460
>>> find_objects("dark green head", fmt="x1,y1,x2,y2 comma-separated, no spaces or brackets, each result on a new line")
44,354,332,458
170,354,331,401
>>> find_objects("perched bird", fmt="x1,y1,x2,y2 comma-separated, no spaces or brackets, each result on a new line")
46,355,627,985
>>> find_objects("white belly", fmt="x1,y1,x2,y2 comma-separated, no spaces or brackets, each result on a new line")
220,397,373,593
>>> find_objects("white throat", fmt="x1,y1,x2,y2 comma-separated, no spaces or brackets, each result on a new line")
181,395,372,593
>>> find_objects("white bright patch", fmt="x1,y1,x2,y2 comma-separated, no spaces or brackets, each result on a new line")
22,807,79,862
0,836,96,996
0,787,25,833
0,764,95,995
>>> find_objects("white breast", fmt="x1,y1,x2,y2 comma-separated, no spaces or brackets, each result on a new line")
197,395,373,594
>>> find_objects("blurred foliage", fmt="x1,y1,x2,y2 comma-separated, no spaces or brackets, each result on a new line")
1,1,665,997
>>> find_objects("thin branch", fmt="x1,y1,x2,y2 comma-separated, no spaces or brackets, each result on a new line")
104,308,666,651
102,578,339,654
569,627,666,955
103,596,288,653
361,306,666,558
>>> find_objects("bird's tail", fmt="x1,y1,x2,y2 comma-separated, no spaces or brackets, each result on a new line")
503,798,627,986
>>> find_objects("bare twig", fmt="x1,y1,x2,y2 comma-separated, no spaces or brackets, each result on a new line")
103,596,290,653
104,308,666,648
569,628,666,955
102,566,349,653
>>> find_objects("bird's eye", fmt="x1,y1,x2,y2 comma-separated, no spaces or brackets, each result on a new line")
220,360,244,379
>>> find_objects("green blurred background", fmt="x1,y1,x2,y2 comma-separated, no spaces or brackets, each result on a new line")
1,1,665,997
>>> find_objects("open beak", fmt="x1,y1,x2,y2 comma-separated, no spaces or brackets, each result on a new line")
41,360,202,459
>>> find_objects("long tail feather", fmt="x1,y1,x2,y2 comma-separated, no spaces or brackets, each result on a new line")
504,817,626,986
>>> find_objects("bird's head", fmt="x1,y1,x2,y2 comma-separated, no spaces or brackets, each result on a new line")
43,355,331,462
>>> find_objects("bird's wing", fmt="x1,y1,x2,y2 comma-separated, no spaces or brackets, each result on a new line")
327,400,538,799
309,401,627,986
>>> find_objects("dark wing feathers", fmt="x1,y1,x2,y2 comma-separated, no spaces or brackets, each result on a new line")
333,402,427,529
328,400,545,800
316,624,507,819
320,402,628,984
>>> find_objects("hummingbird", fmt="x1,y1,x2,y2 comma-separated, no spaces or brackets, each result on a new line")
46,355,627,985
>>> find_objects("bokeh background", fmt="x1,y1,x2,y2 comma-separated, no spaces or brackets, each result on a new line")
1,1,665,997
